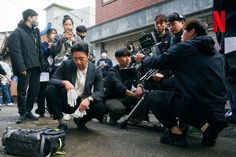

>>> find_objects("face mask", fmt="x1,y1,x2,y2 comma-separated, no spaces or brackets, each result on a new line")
79,35,85,40
32,20,38,27
101,53,107,58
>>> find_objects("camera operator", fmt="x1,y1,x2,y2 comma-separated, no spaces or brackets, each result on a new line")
168,12,186,46
153,14,172,53
147,14,180,91
104,48,148,125
135,19,227,147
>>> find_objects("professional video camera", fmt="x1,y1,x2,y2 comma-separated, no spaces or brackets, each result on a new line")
139,31,163,55
134,31,174,90
127,32,160,77
127,31,161,68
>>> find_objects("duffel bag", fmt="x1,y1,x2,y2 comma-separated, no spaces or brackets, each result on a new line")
2,127,66,157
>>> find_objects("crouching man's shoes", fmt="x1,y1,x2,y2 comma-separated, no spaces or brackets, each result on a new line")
57,123,68,133
202,121,227,147
74,118,88,132
160,131,188,147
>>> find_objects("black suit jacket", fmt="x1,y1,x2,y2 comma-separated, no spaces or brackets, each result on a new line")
49,59,104,101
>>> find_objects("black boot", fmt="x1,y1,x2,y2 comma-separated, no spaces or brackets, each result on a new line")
202,120,227,147
160,130,188,147
16,114,27,124
26,112,39,120
73,118,88,132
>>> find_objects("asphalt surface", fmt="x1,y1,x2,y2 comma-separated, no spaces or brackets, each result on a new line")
0,104,236,157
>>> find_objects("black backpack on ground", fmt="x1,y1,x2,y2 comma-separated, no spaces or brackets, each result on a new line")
2,127,66,157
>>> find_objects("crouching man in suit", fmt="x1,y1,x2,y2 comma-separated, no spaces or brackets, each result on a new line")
45,43,106,132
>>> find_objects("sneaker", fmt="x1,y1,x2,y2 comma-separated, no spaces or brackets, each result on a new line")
6,103,14,106
57,123,68,133
202,121,227,147
73,118,88,132
16,114,27,124
26,112,39,120
160,131,188,147
63,114,71,121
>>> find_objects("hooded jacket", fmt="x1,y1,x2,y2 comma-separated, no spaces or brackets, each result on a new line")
143,35,227,118
7,20,42,75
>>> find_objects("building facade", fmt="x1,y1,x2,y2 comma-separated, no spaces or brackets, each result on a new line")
44,3,95,34
86,0,213,64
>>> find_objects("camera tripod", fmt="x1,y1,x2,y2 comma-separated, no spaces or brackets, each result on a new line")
120,69,159,129
120,91,147,129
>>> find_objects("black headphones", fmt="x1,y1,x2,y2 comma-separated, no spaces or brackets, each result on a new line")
173,12,185,20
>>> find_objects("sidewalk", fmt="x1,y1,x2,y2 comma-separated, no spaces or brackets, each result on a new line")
0,104,236,157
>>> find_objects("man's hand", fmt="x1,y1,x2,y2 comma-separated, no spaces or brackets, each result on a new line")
62,80,74,90
153,73,164,81
135,53,145,63
125,89,135,97
79,98,90,111
135,86,143,97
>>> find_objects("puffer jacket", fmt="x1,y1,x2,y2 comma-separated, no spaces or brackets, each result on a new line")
8,20,42,75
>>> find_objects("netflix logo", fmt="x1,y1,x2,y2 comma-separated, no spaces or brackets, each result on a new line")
213,11,225,33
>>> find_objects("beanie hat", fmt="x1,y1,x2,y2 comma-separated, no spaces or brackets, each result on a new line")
22,9,38,21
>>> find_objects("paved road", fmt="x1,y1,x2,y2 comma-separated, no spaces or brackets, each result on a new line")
0,105,236,157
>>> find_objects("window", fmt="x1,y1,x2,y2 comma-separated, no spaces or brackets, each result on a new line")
102,0,116,6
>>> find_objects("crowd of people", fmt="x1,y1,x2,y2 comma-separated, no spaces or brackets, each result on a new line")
0,1,235,149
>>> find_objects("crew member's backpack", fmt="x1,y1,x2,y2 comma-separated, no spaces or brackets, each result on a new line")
2,127,66,157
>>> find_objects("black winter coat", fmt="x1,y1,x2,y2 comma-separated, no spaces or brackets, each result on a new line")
104,65,140,99
153,29,172,53
8,20,42,75
143,35,227,119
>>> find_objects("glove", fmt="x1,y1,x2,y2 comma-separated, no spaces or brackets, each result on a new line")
67,89,78,107
73,108,87,118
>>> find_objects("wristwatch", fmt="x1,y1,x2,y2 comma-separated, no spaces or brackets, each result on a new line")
87,96,94,102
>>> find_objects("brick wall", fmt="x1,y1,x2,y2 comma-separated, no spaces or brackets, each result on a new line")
96,0,161,24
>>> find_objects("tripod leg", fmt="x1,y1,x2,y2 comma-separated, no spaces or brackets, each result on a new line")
120,96,145,129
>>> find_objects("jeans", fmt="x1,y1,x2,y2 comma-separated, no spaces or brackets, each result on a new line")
0,84,12,104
